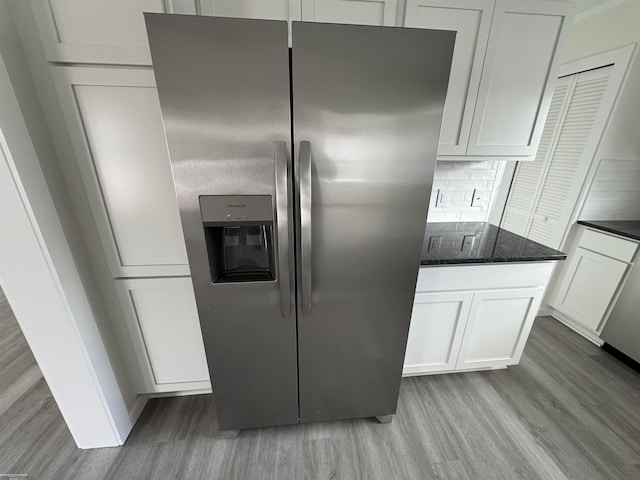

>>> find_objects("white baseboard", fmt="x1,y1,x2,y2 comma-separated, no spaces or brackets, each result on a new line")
402,366,507,377
150,388,212,398
550,309,604,346
537,304,554,317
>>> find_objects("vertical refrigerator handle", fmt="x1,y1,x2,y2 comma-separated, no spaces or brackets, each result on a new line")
299,141,312,315
274,141,291,318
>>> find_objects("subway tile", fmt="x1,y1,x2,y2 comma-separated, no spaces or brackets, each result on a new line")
460,211,489,222
448,191,466,202
447,180,487,191
451,160,494,170
435,160,452,169
431,181,449,191
433,169,470,181
469,169,497,181
447,202,483,212
427,211,461,222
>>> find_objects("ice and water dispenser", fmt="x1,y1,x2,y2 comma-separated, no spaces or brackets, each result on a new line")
200,195,276,283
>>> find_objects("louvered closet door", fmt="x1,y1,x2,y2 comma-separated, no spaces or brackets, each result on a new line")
501,76,572,235
528,66,612,248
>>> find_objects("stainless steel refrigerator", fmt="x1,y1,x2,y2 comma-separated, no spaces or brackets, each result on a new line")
146,14,454,436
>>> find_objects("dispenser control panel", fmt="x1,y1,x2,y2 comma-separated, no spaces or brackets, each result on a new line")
200,195,273,224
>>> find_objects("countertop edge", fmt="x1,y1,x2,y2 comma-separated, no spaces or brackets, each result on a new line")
420,255,566,266
577,220,640,242
420,221,567,266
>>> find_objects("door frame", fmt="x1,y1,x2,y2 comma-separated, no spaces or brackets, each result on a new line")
0,50,142,448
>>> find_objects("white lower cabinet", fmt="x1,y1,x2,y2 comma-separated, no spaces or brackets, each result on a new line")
548,226,638,341
552,248,627,331
115,277,211,393
455,287,544,370
404,263,553,376
404,292,473,374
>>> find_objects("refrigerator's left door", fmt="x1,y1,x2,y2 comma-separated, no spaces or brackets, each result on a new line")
146,14,298,431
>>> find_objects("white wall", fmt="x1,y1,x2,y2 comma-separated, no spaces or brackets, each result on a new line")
562,0,640,220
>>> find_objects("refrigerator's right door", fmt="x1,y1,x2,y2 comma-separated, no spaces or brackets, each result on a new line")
292,22,455,423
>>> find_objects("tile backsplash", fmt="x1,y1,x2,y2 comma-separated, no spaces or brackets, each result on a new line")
427,160,499,222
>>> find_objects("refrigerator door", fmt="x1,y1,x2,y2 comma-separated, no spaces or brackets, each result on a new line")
292,22,455,423
146,15,298,431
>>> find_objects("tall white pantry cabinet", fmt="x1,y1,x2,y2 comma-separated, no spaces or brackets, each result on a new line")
25,0,573,393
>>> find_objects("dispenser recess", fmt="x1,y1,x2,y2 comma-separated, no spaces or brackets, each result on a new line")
200,195,276,283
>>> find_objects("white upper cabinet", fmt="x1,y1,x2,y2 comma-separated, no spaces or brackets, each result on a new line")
301,0,398,25
201,0,300,20
52,67,189,278
404,0,493,156
31,0,301,65
31,0,165,65
466,0,572,157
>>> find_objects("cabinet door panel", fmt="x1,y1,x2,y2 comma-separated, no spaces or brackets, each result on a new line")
53,67,189,277
404,0,493,156
457,287,544,369
403,292,473,374
302,0,397,25
501,76,572,236
553,247,627,331
467,0,571,156
200,0,299,20
31,0,166,64
116,277,210,393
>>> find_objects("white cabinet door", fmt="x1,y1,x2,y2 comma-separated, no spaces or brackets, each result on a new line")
403,292,473,374
500,76,573,236
302,0,398,25
31,0,300,65
200,0,301,21
466,0,571,157
551,247,628,332
52,67,189,278
31,0,167,65
404,0,493,156
116,277,210,393
456,287,544,369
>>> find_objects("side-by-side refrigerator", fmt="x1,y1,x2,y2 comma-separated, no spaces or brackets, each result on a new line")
146,14,454,435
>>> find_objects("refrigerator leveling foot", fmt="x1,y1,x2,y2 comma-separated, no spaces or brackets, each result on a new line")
220,429,241,439
375,415,394,424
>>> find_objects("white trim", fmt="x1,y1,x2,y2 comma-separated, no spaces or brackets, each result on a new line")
559,43,636,249
537,305,554,317
403,366,506,377
551,309,604,346
150,388,212,398
439,155,535,162
574,0,632,21
128,394,150,425
487,160,516,226
558,43,635,77
0,51,135,448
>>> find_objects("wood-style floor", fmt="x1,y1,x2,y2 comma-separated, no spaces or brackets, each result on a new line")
1,286,640,479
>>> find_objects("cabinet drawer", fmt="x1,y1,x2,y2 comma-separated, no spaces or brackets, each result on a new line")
416,262,555,292
580,228,637,263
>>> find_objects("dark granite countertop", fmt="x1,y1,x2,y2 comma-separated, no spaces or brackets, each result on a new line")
420,222,566,266
577,220,640,242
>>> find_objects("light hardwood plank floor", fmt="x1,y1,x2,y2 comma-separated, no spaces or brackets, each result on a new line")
1,286,639,479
